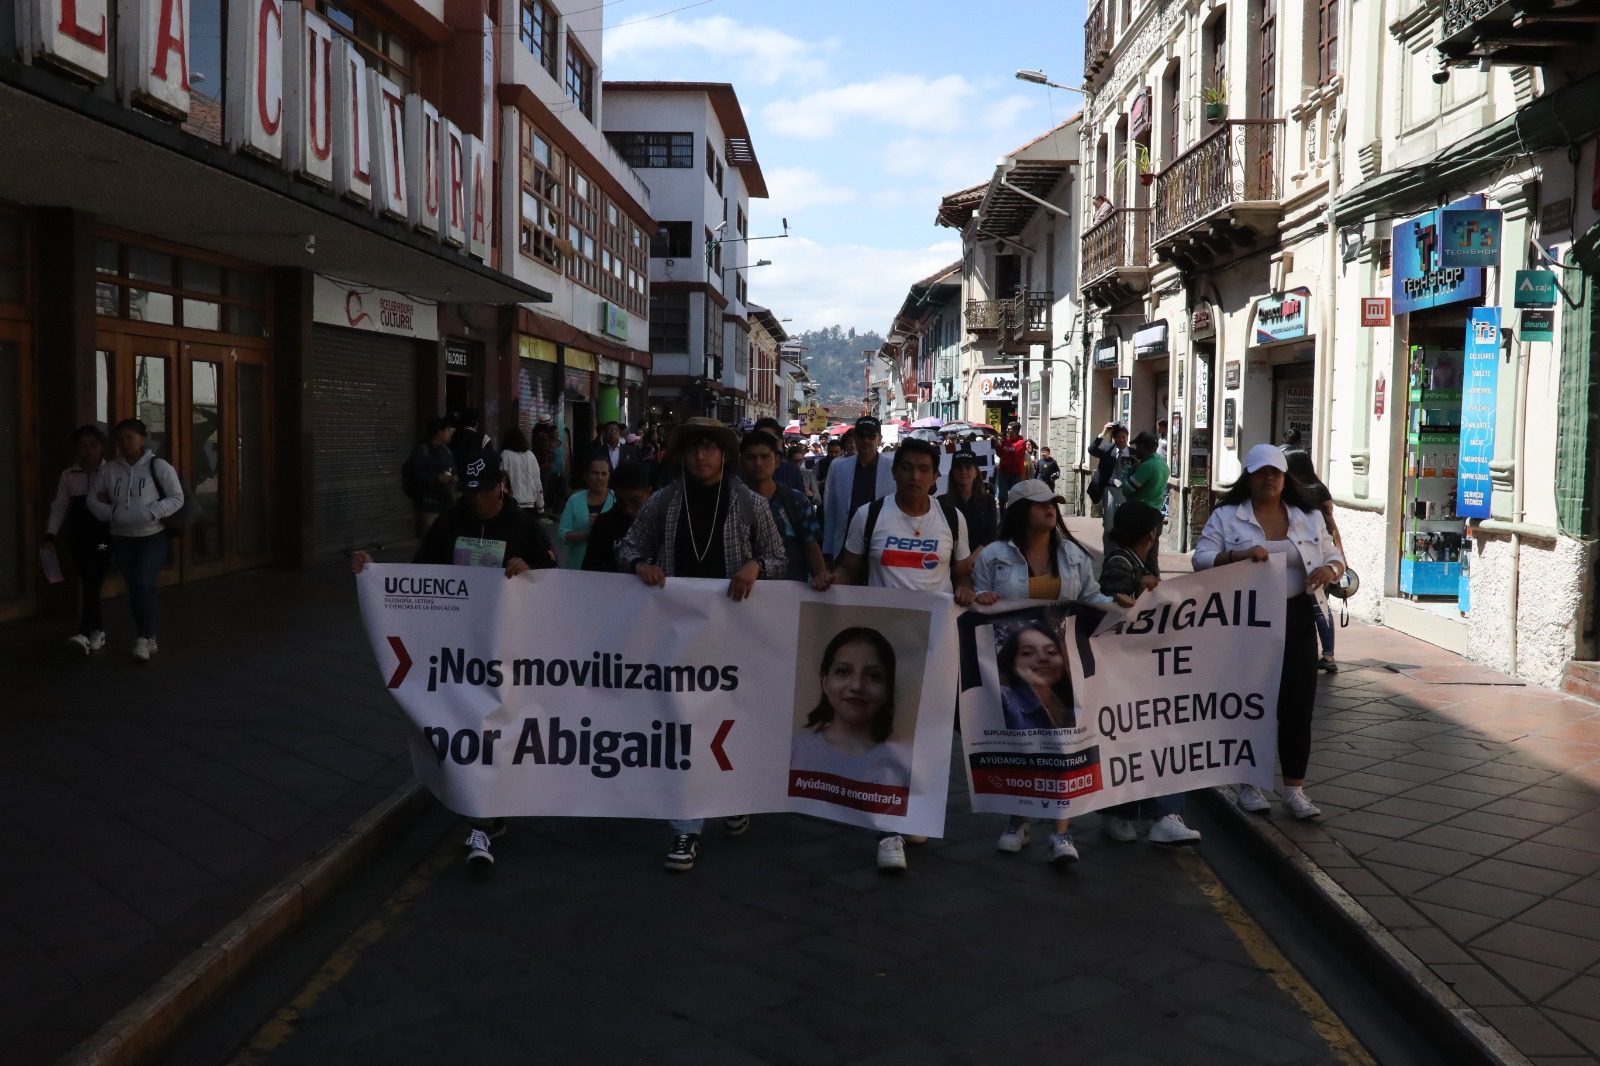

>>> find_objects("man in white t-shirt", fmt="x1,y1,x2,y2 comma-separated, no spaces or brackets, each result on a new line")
828,438,974,873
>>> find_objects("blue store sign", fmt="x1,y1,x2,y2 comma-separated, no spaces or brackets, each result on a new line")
1456,307,1501,520
1392,194,1486,314
1439,208,1503,268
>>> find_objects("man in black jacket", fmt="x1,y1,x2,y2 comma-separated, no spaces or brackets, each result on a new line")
352,452,554,870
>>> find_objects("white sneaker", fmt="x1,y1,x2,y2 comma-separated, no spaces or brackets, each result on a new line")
68,634,90,655
132,638,152,663
1049,833,1079,863
1102,815,1138,842
877,835,907,871
464,828,494,868
1235,784,1271,813
88,630,106,651
996,822,1031,853
1284,788,1322,820
1148,813,1202,845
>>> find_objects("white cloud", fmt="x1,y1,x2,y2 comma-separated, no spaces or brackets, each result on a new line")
745,236,962,334
764,167,857,211
604,15,830,86
763,75,980,138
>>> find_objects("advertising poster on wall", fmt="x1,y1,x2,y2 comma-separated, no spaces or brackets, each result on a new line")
1456,307,1501,519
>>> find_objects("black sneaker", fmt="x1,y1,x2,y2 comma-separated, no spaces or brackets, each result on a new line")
1318,656,1339,673
483,818,508,840
664,833,699,871
464,827,495,870
723,815,750,837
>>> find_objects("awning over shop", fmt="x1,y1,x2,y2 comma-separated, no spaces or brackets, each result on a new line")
0,68,551,306
1336,68,1600,225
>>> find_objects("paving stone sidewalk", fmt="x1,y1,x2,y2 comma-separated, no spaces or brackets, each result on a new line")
0,561,414,1064
1065,515,1600,1063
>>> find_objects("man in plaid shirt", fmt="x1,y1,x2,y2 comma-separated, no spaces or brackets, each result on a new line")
616,417,787,872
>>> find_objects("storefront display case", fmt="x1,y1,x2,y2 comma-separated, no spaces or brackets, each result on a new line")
1399,344,1467,598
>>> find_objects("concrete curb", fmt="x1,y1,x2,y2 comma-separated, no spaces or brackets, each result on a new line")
61,781,436,1066
1197,786,1533,1066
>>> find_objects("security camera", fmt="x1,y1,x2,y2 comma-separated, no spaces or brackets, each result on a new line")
1432,57,1451,85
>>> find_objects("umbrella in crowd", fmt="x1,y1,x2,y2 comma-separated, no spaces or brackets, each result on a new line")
826,423,852,437
912,416,944,429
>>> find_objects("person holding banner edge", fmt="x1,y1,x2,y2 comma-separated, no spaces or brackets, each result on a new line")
970,479,1123,862
831,437,975,871
615,417,788,872
1193,443,1345,820
351,452,557,870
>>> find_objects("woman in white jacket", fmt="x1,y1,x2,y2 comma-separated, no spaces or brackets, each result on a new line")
44,425,112,654
87,419,185,662
971,480,1114,864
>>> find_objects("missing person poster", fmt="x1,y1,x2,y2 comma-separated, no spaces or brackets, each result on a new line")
357,568,960,836
958,560,1285,818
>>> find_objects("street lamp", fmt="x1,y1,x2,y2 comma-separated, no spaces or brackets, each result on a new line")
1014,69,1089,95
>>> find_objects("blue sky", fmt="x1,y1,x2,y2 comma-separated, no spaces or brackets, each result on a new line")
604,0,1087,334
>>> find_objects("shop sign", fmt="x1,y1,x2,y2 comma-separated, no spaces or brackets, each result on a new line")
1092,338,1119,369
1541,197,1572,235
1391,195,1486,314
1222,397,1237,445
1456,307,1501,520
976,368,1018,400
1521,308,1554,343
1129,87,1152,138
1224,360,1241,389
445,341,469,369
1374,374,1386,417
1190,303,1216,341
1133,320,1169,358
1192,357,1210,430
1439,208,1503,268
18,0,485,260
1360,297,1390,327
312,274,438,339
1513,270,1556,308
1252,288,1311,344
598,301,629,342
1112,375,1131,391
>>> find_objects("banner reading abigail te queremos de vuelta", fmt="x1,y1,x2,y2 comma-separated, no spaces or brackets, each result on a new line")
357,567,960,836
958,558,1285,818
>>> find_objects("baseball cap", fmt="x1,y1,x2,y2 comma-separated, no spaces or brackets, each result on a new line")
1006,479,1065,507
1243,443,1289,473
460,453,502,492
855,416,882,435
951,448,982,467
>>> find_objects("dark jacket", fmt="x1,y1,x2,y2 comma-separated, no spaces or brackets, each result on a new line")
1086,437,1128,499
415,498,556,569
1036,455,1061,488
590,440,641,470
582,505,636,573
1099,545,1151,599
941,488,999,551
406,442,456,512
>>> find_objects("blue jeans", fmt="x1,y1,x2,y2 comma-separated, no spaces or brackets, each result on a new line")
1313,598,1335,656
997,472,1021,506
1101,794,1185,822
112,533,167,638
670,819,704,834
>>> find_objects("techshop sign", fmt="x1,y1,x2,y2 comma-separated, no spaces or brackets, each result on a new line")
313,274,438,340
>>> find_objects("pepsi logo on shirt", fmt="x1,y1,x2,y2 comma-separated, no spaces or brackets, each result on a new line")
882,535,941,570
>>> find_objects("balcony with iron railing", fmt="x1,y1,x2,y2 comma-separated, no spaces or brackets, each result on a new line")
1080,208,1152,307
1084,6,1110,80
1437,0,1591,66
1151,119,1284,270
1005,291,1052,351
966,298,1006,334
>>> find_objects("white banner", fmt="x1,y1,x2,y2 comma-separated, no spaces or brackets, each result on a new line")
958,559,1285,817
358,568,960,836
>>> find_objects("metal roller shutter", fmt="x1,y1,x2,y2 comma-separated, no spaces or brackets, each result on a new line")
311,325,419,557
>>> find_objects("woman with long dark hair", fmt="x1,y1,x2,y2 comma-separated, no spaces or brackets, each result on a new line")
1285,448,1343,672
970,480,1114,863
1194,444,1345,820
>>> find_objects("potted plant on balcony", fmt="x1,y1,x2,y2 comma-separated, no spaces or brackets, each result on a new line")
1202,82,1227,124
1113,144,1155,188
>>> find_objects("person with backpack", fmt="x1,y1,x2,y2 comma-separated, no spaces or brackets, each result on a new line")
738,430,829,589
828,437,975,873
969,480,1117,863
44,425,112,655
87,418,185,662
404,418,456,538
615,417,788,873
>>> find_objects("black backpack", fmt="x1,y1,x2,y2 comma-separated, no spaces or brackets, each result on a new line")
860,495,964,590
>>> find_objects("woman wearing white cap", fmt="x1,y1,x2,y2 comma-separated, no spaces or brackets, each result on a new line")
1193,443,1346,819
971,479,1117,862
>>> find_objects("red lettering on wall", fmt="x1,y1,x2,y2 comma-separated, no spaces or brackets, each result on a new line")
349,58,370,183
150,0,191,90
384,88,405,199
257,0,282,134
449,137,465,229
424,116,440,215
309,30,331,160
57,0,107,50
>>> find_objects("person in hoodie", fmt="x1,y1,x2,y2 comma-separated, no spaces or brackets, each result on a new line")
87,419,185,663
351,450,555,872
44,425,112,655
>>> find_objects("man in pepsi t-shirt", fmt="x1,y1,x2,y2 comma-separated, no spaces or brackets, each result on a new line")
832,439,976,601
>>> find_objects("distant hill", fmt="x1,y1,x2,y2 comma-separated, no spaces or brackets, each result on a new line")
789,326,885,411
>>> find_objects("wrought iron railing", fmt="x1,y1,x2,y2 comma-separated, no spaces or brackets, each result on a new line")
1153,120,1282,242
966,299,1005,332
1085,6,1110,79
1008,291,1052,338
1442,0,1500,37
1081,208,1151,283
